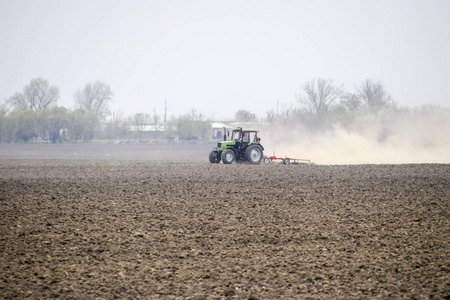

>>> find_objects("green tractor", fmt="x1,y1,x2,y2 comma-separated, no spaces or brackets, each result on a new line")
209,127,264,164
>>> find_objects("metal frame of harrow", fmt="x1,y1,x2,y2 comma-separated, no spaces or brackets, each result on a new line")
263,155,311,165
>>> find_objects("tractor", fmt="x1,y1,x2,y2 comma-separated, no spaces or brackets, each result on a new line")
209,127,264,164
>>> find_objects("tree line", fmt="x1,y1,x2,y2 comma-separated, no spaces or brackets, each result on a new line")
0,77,210,143
2,77,447,143
262,78,399,130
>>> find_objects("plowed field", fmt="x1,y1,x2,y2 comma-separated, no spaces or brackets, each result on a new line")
0,161,449,299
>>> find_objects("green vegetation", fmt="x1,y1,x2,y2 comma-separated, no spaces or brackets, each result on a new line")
0,107,99,143
1,78,214,143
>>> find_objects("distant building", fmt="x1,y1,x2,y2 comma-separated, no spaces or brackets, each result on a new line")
211,122,232,139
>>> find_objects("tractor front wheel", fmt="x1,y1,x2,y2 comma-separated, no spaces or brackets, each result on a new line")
245,145,263,164
221,149,235,164
209,150,221,163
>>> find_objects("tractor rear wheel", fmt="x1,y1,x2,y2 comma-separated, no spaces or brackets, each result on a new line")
221,149,235,164
245,145,263,164
209,150,221,163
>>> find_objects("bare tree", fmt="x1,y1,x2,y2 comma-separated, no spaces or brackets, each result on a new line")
235,109,256,122
6,93,27,110
151,111,161,132
341,92,363,112
189,108,204,122
130,112,151,139
105,110,127,140
74,81,113,119
296,78,343,117
357,80,394,114
6,78,59,111
279,103,295,120
266,109,276,124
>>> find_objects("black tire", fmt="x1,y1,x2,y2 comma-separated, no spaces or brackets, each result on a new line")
282,158,290,165
221,149,235,164
263,157,271,164
209,150,221,163
245,145,263,164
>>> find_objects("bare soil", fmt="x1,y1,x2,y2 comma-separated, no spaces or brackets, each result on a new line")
0,160,449,299
0,143,212,161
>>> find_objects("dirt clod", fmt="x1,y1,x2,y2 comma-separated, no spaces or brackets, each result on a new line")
0,161,449,299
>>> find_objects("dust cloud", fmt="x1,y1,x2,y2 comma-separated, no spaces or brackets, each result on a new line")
261,109,450,165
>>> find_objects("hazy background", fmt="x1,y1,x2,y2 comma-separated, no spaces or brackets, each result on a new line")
262,113,450,164
1,0,449,120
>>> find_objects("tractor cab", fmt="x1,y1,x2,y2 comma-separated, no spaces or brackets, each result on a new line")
209,127,264,164
225,128,259,143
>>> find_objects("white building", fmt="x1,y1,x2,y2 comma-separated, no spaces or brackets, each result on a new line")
211,122,233,139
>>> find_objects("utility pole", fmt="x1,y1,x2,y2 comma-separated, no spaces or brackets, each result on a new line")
277,99,280,116
164,99,167,131
154,106,156,127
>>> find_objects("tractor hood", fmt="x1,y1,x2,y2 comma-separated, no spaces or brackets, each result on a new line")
217,141,236,151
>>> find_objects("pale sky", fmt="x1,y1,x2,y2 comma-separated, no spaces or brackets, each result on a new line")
1,0,449,120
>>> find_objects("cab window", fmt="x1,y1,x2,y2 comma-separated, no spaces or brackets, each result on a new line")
232,130,241,140
242,132,249,143
248,132,257,142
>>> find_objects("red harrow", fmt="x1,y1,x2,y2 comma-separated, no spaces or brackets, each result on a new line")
263,153,312,165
